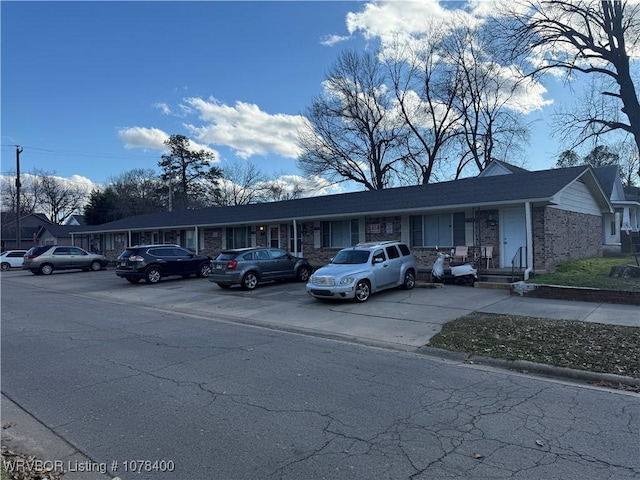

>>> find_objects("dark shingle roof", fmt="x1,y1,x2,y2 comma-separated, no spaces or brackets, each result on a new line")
593,165,619,197
77,166,597,233
38,223,75,238
487,160,530,174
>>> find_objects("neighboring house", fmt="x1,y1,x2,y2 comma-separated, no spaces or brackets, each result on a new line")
1,212,52,251
33,215,90,250
593,166,640,254
35,223,76,248
68,163,619,278
65,214,86,226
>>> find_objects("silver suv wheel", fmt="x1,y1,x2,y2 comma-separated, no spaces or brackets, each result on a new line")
354,279,371,302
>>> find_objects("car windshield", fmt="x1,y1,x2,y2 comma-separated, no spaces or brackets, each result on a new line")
332,250,370,264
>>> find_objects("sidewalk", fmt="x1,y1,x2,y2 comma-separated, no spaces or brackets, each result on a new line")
475,290,640,328
196,283,639,351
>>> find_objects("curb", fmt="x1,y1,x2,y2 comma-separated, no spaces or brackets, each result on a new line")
1,394,115,480
416,346,640,392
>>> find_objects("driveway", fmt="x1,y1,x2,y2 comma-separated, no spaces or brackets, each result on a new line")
2,269,636,351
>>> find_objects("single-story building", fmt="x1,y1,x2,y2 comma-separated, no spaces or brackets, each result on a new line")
64,162,639,279
1,212,52,251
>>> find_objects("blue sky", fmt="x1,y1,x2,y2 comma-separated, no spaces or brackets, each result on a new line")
1,1,566,193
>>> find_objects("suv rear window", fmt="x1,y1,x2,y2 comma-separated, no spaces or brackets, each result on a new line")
26,245,53,257
216,252,240,261
118,249,140,259
397,243,411,256
385,245,400,259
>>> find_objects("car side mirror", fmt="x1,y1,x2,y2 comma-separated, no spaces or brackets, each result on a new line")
373,257,384,264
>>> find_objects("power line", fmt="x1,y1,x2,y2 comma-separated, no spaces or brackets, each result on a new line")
0,144,161,161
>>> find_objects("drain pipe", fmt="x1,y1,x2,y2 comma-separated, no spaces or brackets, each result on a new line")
524,201,534,280
293,219,298,257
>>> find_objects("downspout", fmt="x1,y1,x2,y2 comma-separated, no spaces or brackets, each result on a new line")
128,230,132,247
293,219,298,257
524,202,534,280
195,226,199,254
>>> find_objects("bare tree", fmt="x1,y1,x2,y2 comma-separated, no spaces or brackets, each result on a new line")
554,140,638,186
216,160,269,206
108,168,163,216
612,136,640,186
297,50,408,190
260,173,321,202
261,181,305,202
32,170,88,224
444,23,531,177
1,172,41,219
556,149,581,168
502,0,640,168
384,31,464,184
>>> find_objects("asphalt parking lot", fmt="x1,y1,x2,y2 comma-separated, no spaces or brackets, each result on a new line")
3,266,638,351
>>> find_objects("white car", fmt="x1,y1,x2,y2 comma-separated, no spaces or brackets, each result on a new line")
0,250,27,271
306,241,417,302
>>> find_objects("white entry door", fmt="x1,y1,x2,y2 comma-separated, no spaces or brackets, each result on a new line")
501,208,527,268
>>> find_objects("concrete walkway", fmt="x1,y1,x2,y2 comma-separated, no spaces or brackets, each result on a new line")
195,283,639,351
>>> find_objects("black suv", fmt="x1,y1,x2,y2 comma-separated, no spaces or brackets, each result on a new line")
115,245,211,284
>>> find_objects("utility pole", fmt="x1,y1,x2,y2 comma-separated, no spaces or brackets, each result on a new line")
15,145,23,249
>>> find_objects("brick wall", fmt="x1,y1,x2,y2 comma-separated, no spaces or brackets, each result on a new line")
534,207,602,272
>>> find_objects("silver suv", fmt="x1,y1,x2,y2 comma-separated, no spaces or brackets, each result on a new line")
23,245,109,275
306,241,417,302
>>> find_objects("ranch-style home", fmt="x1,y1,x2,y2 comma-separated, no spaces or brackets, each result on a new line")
63,161,640,279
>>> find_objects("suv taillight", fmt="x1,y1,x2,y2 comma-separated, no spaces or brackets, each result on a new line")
227,260,238,270
28,254,38,259
129,255,144,262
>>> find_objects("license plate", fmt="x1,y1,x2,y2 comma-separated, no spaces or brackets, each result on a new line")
215,264,223,270
120,261,127,267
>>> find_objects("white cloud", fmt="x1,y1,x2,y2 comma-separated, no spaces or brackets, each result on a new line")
154,103,172,115
0,173,100,211
346,1,552,114
346,0,473,42
183,97,309,159
321,34,351,46
117,126,219,158
118,127,169,150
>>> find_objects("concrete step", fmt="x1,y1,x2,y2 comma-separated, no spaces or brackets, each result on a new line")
478,274,523,283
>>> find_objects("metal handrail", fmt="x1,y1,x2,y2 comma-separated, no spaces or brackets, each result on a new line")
510,246,527,282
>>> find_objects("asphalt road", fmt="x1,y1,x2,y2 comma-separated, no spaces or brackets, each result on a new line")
1,269,639,479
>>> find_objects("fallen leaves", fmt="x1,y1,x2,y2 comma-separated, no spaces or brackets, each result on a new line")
429,312,640,390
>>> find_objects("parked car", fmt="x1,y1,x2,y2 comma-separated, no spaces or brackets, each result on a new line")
208,247,312,290
1,250,27,271
306,241,417,302
115,244,211,284
23,245,109,275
